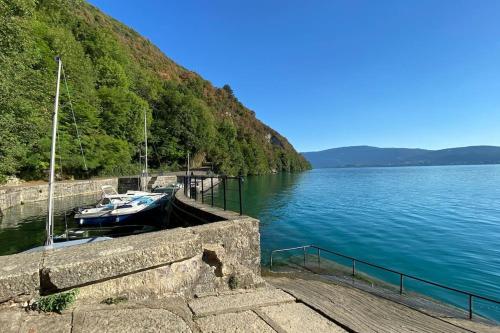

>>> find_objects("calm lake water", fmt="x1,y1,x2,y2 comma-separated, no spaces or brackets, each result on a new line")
236,165,500,320
1,165,499,319
0,194,99,255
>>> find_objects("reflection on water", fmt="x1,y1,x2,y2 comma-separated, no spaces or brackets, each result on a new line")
0,194,99,255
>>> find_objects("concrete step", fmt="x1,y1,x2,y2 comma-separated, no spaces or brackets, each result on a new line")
195,310,275,333
256,302,347,333
73,308,191,333
188,288,295,318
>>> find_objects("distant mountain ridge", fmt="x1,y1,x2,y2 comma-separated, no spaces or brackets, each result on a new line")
302,146,500,168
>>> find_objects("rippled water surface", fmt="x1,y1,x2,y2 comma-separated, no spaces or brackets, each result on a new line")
237,165,500,320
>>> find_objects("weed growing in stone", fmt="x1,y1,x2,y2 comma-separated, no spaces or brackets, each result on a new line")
102,296,128,305
33,289,79,313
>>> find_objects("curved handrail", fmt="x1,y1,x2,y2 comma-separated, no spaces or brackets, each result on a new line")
270,244,500,320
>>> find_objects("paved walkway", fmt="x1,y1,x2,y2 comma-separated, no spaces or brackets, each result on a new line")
1,277,498,332
0,287,346,333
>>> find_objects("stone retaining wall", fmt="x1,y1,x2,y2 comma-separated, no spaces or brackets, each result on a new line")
0,178,118,215
0,175,179,215
0,190,262,304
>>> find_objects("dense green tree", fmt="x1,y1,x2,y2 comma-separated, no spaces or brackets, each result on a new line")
0,0,310,183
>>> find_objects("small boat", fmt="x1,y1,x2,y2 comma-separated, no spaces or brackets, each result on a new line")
93,185,152,208
74,191,168,227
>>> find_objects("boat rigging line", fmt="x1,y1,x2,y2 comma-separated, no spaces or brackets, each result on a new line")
61,63,88,171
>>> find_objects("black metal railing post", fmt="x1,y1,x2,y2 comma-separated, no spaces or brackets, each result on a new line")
201,176,204,204
469,295,473,320
400,274,404,294
303,246,307,266
194,176,198,201
352,259,356,276
317,248,321,268
238,176,243,215
210,177,214,207
223,176,227,210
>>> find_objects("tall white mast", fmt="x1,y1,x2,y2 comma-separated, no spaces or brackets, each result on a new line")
144,110,148,179
46,56,62,248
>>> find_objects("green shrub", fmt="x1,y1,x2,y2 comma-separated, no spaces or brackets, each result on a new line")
34,289,79,313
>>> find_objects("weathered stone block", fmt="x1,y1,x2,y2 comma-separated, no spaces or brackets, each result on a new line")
20,313,73,333
195,310,275,333
0,251,42,301
0,310,24,333
42,228,201,291
192,218,261,276
77,254,223,300
72,308,191,333
188,288,295,317
258,302,347,333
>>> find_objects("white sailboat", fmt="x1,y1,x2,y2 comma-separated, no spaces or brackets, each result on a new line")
40,57,111,250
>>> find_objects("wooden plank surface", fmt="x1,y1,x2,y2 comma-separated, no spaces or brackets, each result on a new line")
266,276,499,333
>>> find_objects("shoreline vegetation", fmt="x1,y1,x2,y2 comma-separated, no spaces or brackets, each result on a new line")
0,0,310,185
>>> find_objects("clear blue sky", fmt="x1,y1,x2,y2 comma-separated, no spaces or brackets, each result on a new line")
89,0,500,152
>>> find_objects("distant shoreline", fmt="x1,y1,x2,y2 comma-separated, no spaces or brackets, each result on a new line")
309,163,500,170
302,145,500,169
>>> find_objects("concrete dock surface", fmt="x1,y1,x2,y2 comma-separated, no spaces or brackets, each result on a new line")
1,275,498,333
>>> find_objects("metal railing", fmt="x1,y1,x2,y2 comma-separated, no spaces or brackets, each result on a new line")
270,245,500,320
179,175,243,215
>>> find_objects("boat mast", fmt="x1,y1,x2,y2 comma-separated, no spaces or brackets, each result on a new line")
46,56,62,248
141,110,148,191
144,110,148,180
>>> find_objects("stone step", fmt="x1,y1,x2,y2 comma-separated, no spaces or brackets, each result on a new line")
195,310,275,333
73,308,191,333
256,302,348,333
188,288,295,318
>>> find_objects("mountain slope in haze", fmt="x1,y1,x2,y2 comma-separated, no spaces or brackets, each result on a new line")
0,0,310,182
302,146,500,168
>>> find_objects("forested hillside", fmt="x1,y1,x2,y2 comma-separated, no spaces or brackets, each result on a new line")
0,0,310,183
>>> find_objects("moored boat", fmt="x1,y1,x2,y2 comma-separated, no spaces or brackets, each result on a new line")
74,191,169,227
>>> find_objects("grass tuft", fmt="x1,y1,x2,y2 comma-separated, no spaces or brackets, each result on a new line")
33,289,79,313
102,296,128,305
